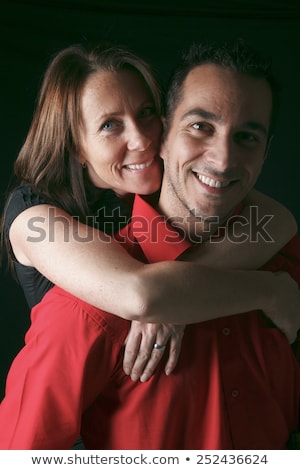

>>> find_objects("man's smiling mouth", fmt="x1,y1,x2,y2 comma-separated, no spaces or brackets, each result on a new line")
193,172,238,188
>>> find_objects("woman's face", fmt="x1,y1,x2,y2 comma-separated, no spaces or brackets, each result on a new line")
79,68,163,196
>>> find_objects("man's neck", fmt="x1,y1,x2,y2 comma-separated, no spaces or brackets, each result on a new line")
157,180,229,243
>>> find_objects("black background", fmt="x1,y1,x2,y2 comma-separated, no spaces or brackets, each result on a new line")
1,0,300,398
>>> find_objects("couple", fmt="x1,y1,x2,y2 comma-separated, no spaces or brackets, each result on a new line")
0,38,300,449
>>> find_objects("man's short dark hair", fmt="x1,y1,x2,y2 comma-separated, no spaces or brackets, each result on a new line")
165,38,280,137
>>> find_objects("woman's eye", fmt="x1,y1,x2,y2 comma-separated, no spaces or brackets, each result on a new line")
101,121,117,131
139,106,155,118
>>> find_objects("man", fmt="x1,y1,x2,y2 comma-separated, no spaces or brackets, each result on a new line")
84,40,300,449
1,39,299,449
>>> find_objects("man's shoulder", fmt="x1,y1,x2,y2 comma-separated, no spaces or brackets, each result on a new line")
263,234,300,283
273,234,300,263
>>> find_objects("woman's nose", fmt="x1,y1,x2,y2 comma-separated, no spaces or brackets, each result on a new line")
126,124,151,152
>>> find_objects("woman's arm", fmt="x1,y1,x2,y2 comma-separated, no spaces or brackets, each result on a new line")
9,200,300,383
9,203,299,328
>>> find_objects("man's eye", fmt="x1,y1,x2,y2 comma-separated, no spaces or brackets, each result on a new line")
235,132,258,144
192,122,213,134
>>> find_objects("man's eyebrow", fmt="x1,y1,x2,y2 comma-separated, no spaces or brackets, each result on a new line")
181,108,222,123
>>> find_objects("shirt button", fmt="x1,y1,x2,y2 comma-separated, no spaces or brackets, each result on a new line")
222,327,231,336
232,389,239,398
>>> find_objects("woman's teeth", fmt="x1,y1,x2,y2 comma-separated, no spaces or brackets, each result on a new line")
125,160,153,170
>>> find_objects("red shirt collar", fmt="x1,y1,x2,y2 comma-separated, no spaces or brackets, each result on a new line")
118,195,244,263
124,195,191,262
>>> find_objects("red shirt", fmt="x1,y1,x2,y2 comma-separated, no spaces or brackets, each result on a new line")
0,195,299,449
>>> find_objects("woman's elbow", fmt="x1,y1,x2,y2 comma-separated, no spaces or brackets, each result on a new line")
117,272,156,322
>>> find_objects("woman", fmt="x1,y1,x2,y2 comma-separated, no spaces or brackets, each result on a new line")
1,43,298,384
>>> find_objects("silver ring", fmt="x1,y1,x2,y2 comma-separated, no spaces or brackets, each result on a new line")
153,343,166,350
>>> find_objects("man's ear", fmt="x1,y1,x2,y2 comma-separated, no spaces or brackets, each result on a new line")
264,134,274,160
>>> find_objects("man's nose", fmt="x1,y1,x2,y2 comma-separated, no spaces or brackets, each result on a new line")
205,135,238,170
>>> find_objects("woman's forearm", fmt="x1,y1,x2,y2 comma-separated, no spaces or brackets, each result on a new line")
134,262,282,323
136,264,300,345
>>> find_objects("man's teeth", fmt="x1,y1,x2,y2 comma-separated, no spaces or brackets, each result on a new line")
197,174,230,188
126,160,153,170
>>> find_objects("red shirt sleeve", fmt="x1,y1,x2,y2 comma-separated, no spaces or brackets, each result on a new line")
263,235,300,363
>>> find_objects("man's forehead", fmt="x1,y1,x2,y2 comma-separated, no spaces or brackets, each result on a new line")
183,64,248,95
177,64,272,124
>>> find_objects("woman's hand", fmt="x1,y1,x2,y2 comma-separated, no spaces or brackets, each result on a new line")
123,322,185,382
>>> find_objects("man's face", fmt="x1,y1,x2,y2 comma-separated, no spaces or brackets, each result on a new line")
161,64,272,224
